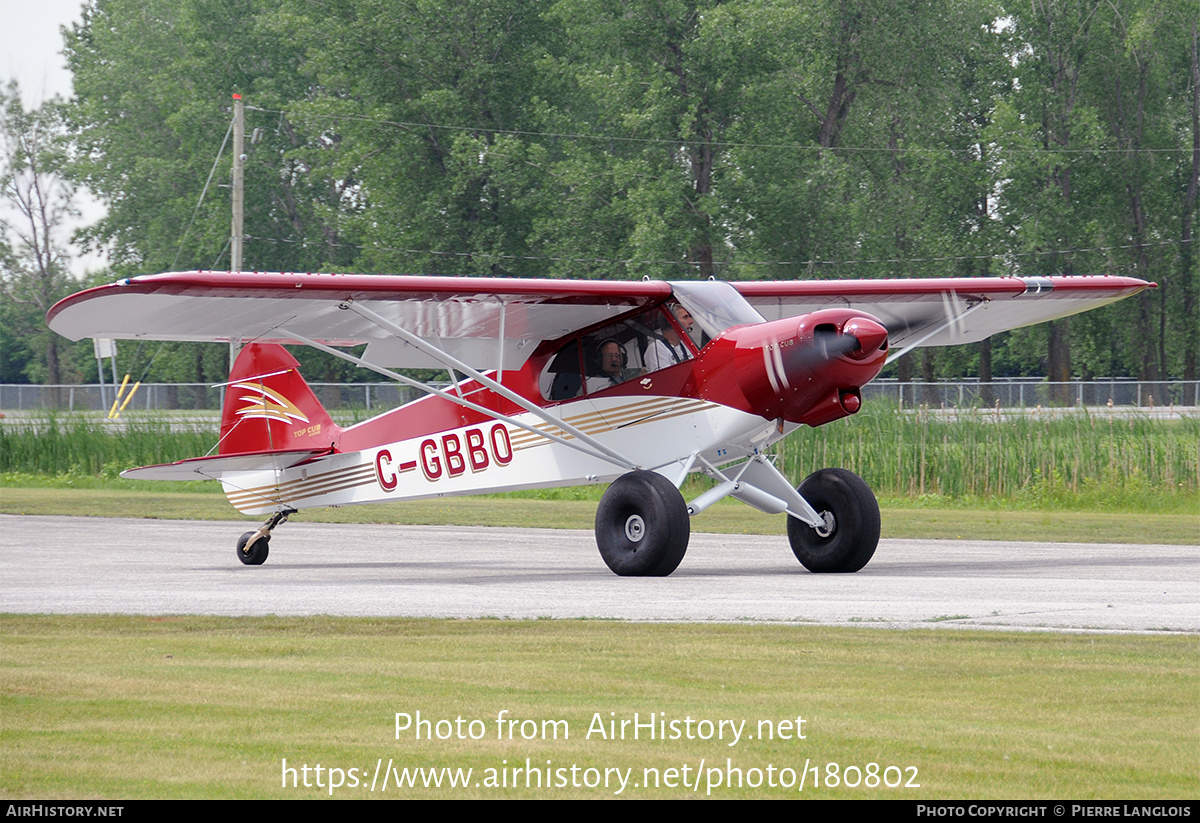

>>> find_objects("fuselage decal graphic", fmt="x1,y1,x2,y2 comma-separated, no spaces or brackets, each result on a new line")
225,399,721,511
507,397,714,450
225,463,377,511
230,380,310,425
372,422,514,493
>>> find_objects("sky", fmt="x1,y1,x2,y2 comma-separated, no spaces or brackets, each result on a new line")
1,0,82,105
2,0,107,275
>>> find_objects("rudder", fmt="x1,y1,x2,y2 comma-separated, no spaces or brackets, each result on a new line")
219,343,339,455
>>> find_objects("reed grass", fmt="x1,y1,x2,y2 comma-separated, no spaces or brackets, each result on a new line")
0,414,215,477
2,408,1197,510
776,405,1198,508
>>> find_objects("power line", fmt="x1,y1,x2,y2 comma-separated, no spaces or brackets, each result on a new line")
247,105,1186,156
245,232,1192,271
170,117,234,271
232,105,1191,271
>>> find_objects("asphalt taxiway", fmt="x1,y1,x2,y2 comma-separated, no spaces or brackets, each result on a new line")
1,515,1195,632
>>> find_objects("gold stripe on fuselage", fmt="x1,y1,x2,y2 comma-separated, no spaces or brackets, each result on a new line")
223,397,718,511
224,463,376,512
508,397,713,450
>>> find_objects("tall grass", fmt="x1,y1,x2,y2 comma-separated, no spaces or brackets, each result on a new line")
775,404,1199,507
2,409,1197,510
0,414,217,477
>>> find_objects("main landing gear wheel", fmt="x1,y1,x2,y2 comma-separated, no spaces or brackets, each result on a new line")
787,467,880,573
595,470,690,576
236,531,269,565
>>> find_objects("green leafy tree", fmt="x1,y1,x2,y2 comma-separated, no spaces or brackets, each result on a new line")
64,0,369,388
43,0,1196,390
991,0,1196,386
543,0,749,279
991,0,1113,392
1080,0,1191,382
1183,17,1200,386
0,83,86,388
65,0,353,275
284,0,562,277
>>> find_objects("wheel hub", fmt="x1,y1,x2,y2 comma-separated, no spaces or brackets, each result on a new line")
624,514,645,543
814,510,836,538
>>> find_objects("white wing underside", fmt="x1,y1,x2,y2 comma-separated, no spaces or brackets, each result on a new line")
48,272,1150,370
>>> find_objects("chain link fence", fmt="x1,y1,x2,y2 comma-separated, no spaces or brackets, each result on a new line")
0,383,426,413
861,378,1199,409
2,379,1198,413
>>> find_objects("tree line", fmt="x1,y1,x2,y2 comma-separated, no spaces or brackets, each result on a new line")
2,0,1196,394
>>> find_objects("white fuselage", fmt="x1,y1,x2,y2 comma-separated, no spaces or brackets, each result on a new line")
221,395,785,515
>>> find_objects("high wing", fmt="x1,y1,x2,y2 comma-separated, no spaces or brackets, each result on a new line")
733,276,1151,351
47,272,1152,369
45,270,1154,576
47,272,673,371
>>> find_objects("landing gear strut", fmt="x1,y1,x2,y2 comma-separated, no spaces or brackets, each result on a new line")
595,471,690,576
787,468,879,573
236,508,296,566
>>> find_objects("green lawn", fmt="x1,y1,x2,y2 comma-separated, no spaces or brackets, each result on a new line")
2,616,1196,799
2,481,1196,544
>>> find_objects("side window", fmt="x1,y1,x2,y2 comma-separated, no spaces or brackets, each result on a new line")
539,339,583,401
642,303,698,372
584,334,636,393
538,304,701,401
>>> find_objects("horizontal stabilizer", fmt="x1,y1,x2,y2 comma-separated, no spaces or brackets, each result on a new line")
120,447,334,481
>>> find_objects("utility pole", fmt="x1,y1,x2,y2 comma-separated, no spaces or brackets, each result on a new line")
231,93,244,273
230,93,245,368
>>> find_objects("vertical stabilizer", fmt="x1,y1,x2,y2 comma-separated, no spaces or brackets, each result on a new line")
219,343,339,455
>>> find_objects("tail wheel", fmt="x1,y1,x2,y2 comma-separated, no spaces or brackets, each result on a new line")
787,468,880,573
236,531,270,566
595,470,690,576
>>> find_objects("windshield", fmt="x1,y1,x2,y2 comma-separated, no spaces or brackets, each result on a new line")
669,280,765,341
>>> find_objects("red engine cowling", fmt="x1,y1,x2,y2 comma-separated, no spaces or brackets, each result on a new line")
696,309,889,427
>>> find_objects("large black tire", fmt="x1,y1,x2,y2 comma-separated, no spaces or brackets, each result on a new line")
236,531,269,566
595,470,690,576
787,468,880,573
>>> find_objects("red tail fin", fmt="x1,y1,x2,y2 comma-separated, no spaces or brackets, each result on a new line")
219,343,339,455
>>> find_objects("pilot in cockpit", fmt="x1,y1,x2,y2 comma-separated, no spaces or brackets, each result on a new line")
643,303,696,371
586,337,631,392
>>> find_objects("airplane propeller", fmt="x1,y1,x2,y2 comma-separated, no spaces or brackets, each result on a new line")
740,312,891,425
780,316,889,376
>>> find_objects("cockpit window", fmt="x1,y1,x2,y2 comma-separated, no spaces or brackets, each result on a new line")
642,303,697,371
538,303,702,401
542,339,583,401
669,280,766,340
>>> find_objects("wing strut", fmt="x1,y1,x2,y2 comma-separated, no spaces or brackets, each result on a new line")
277,327,640,472
341,300,640,471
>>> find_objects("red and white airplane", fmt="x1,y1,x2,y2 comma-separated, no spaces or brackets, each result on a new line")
48,271,1149,575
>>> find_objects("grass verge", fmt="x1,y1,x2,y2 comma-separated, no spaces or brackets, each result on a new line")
1,481,1196,544
2,615,1195,799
